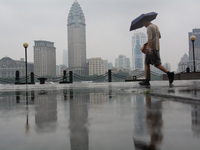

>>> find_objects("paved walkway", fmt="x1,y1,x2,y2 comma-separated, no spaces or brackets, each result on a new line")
0,80,200,102
132,80,200,102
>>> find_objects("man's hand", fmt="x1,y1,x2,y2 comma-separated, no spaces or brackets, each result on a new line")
149,48,152,55
148,39,152,55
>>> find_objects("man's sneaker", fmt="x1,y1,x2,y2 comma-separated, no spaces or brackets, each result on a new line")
167,72,174,84
139,80,150,85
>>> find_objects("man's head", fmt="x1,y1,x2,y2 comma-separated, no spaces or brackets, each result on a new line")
142,20,151,27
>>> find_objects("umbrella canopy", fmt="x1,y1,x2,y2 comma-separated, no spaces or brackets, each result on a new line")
130,12,158,31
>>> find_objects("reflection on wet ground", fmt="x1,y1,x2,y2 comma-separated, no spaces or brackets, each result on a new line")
0,83,200,150
133,95,163,150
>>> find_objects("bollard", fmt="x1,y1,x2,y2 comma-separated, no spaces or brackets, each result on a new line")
64,70,66,77
186,67,190,73
133,76,137,81
108,70,112,82
15,70,20,84
63,70,67,82
38,77,47,84
30,72,35,84
69,71,73,83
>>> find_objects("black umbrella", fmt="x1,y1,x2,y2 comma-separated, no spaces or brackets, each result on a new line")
130,12,158,31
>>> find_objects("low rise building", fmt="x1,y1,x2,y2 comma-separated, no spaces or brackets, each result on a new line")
0,57,33,78
89,58,105,75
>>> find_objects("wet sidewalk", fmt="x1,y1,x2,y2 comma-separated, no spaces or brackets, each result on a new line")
0,80,200,150
132,80,200,102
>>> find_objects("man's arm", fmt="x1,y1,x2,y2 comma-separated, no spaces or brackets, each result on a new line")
148,39,152,55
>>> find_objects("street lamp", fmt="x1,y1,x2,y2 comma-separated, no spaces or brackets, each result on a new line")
190,35,196,72
23,42,29,84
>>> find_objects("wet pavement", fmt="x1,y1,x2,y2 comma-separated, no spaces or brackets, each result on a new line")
0,80,200,150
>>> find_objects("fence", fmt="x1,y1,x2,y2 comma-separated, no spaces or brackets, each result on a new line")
0,70,162,84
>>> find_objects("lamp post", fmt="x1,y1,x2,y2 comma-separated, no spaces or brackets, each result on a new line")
190,36,196,72
23,43,29,84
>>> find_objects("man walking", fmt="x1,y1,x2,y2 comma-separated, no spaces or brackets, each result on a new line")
139,20,174,85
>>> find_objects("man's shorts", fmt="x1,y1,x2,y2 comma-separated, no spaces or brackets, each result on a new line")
145,49,161,66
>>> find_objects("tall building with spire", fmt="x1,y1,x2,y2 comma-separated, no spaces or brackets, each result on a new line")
67,0,87,75
132,32,147,70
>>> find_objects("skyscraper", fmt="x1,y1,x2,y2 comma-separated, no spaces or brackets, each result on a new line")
188,28,200,62
67,0,87,75
132,32,147,70
34,40,56,77
115,55,130,70
163,63,171,72
188,28,200,71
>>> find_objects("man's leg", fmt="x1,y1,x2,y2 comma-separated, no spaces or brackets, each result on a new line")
154,64,174,84
139,64,150,85
154,64,168,73
145,64,151,79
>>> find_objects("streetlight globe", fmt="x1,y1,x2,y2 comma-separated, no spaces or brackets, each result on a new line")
190,35,196,41
23,42,29,48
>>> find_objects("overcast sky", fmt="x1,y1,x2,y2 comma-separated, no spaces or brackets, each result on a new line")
1,0,200,71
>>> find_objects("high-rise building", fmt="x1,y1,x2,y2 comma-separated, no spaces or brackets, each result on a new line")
132,32,147,70
189,29,200,62
108,62,113,70
115,55,130,70
63,50,68,67
89,58,105,75
163,63,171,72
188,28,200,71
104,60,108,71
34,40,56,77
67,1,87,75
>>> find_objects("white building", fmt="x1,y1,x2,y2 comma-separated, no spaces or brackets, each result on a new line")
132,32,147,70
89,58,105,75
178,53,189,72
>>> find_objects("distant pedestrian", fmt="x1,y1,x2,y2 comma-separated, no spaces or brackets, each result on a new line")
139,20,174,85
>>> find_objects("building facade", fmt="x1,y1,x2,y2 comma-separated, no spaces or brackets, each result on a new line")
115,55,130,70
89,58,105,75
178,53,189,72
177,28,200,73
34,40,56,77
132,32,147,70
67,1,87,75
188,28,200,72
0,57,33,78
